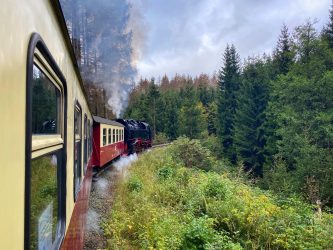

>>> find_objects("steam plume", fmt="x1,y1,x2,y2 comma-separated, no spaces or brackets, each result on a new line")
60,0,147,117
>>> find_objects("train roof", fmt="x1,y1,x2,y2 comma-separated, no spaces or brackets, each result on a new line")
93,116,124,127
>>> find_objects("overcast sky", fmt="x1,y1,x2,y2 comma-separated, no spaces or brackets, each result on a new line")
136,0,331,80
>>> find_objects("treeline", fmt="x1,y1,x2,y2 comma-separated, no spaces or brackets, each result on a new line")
125,6,333,207
125,74,218,139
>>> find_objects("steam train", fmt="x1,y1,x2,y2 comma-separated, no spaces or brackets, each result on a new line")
91,116,152,168
0,1,151,249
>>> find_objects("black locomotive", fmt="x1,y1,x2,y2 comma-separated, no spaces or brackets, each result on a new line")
116,119,152,154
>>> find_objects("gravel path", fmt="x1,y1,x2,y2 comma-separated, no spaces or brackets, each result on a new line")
83,154,138,250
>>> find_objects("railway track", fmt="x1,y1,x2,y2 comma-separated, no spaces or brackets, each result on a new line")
151,143,171,148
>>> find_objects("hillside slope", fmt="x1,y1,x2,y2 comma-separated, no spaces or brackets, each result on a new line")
103,139,333,250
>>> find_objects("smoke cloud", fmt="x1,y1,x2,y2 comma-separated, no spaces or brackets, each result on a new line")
60,0,147,117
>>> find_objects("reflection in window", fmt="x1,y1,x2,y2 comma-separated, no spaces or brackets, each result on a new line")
103,128,106,146
74,106,82,200
113,129,115,143
108,129,111,144
32,65,60,134
30,152,59,249
84,116,87,169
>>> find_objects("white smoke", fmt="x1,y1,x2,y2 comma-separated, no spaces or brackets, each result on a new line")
95,177,109,197
86,209,101,233
113,153,138,177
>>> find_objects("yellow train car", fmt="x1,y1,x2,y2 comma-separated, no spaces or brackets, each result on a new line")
0,1,94,249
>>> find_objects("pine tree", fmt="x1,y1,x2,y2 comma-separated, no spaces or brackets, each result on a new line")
322,2,333,49
273,24,294,75
233,58,270,176
147,78,160,137
178,84,205,139
217,44,241,163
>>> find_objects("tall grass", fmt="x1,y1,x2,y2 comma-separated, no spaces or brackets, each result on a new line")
103,138,333,249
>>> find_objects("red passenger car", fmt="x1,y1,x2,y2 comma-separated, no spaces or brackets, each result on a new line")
91,116,125,168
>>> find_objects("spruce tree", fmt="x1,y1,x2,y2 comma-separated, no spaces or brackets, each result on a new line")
178,84,205,139
217,44,241,163
273,24,294,75
322,2,333,49
147,78,160,136
233,58,270,176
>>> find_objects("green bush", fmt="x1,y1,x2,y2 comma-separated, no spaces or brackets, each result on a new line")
157,166,174,181
181,216,216,249
170,137,216,171
153,132,169,145
127,176,143,192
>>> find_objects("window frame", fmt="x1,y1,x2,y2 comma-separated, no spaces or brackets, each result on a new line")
25,33,67,250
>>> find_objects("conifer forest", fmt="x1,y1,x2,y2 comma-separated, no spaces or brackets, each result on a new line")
125,8,333,208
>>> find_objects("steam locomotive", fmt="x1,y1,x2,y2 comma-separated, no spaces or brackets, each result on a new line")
117,119,153,154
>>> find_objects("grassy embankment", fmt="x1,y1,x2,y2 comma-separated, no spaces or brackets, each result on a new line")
103,138,333,249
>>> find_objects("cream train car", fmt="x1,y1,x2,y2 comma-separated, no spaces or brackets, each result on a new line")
0,1,95,249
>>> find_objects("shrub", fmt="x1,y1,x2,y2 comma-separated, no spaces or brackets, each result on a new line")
170,137,216,171
153,132,169,145
157,166,174,181
204,174,229,200
127,176,143,192
181,216,216,249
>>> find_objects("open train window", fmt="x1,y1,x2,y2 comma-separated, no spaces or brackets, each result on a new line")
74,104,82,201
108,128,111,144
26,34,67,250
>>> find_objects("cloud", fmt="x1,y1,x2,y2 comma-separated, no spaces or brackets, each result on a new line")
137,0,331,80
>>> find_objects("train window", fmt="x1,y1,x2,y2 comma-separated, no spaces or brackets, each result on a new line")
113,129,115,143
30,152,61,249
84,115,87,171
74,105,82,200
27,38,66,250
108,128,111,144
90,121,94,154
116,129,119,142
32,66,60,135
103,128,107,146
87,119,91,157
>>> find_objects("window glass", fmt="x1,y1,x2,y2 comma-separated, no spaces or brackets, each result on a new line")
74,106,82,200
103,128,106,146
84,115,87,168
32,65,60,134
113,129,115,143
108,128,111,144
30,149,60,249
